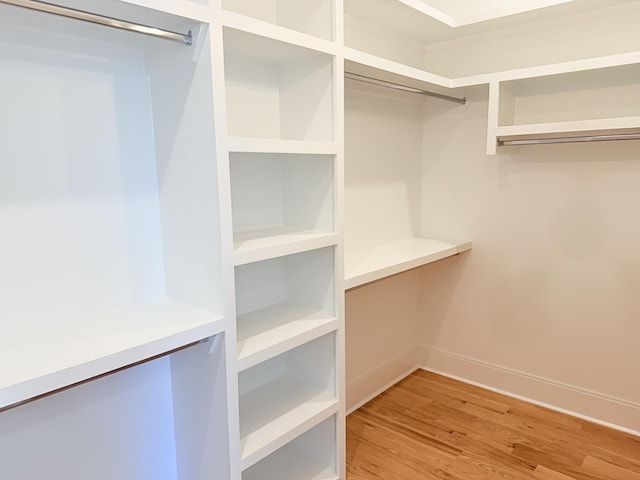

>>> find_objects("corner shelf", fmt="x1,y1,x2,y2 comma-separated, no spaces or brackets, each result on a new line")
344,237,472,289
344,47,453,90
0,300,224,410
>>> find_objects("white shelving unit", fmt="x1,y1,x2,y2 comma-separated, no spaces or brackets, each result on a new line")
218,1,344,478
0,1,233,479
487,57,640,153
8,0,638,476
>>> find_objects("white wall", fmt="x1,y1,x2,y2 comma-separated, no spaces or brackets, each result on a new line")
419,86,640,432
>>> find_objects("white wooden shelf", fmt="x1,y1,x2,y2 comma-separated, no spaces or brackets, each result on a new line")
344,47,453,90
221,10,336,55
227,137,338,155
242,442,338,480
496,117,640,144
345,237,472,289
0,299,224,410
237,302,338,371
496,116,640,137
239,375,338,470
234,230,338,265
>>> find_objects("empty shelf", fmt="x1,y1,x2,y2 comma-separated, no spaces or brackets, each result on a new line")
227,137,338,155
242,442,338,480
237,302,338,371
1,300,224,409
345,237,472,289
240,376,338,470
496,116,640,142
234,229,338,265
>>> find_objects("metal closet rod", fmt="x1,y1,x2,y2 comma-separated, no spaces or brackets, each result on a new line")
345,71,467,105
1,0,193,45
498,132,640,146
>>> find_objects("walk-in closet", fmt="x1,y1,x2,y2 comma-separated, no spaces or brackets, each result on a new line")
0,0,638,479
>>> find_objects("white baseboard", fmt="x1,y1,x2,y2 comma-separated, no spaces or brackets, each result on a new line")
346,346,420,415
421,347,640,436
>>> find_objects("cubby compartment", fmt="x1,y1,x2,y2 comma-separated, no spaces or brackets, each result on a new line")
238,332,338,470
344,79,470,288
0,3,223,407
492,61,640,150
222,0,334,40
230,152,336,263
242,415,338,480
498,63,640,127
0,336,230,480
223,27,334,141
235,247,336,370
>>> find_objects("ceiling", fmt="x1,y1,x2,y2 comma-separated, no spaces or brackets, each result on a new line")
344,0,640,46
397,0,575,27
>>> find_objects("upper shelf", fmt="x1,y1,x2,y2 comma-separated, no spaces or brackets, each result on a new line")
221,0,335,42
344,237,471,289
0,299,224,410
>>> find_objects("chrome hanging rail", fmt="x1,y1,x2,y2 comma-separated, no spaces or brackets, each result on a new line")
498,132,640,146
0,0,193,45
345,72,467,105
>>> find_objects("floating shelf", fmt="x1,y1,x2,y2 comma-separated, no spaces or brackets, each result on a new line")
0,299,224,410
345,237,472,289
237,302,338,371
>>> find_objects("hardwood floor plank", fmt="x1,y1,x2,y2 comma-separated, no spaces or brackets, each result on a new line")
532,465,578,480
582,456,640,480
347,370,640,480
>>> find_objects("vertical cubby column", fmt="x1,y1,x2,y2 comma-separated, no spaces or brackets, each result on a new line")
216,0,344,477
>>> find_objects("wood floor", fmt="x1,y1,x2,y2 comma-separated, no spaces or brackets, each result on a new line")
347,370,640,479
